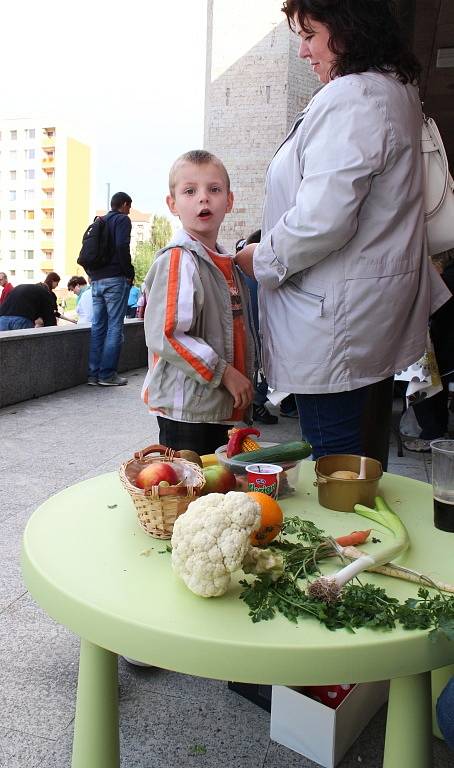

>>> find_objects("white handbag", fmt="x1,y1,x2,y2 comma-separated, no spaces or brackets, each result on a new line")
422,115,454,256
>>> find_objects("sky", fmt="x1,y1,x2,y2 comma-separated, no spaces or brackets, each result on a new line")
2,0,208,217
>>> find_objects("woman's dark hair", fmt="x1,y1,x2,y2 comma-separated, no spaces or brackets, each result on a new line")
44,272,60,289
282,0,421,84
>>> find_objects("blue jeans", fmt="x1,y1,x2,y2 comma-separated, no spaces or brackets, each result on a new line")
437,677,454,750
295,378,393,468
88,277,129,380
0,316,34,330
295,387,369,458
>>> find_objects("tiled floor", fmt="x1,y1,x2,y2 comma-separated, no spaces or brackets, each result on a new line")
0,370,451,768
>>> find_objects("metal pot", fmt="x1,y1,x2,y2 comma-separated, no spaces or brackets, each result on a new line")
314,455,383,512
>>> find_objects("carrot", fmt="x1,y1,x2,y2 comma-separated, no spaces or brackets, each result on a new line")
335,529,371,547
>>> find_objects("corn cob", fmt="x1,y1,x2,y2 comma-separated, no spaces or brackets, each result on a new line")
241,436,261,451
228,427,261,453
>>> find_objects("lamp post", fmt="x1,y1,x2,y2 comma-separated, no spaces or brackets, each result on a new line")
106,182,111,212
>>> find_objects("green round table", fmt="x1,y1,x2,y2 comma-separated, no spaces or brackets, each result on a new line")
22,464,454,768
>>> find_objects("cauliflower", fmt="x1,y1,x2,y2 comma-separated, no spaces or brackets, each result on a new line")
171,491,283,597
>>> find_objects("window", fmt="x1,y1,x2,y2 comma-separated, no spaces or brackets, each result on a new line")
9,190,16,201
9,150,16,160
44,230,53,238
24,250,34,259
9,250,16,259
24,270,34,279
9,231,16,240
24,189,34,200
25,230,34,239
10,130,17,140
24,209,34,220
24,169,35,180
9,210,16,220
24,128,35,139
10,269,16,276
24,148,35,160
10,170,16,180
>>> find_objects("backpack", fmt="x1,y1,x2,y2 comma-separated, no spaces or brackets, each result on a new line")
77,215,115,271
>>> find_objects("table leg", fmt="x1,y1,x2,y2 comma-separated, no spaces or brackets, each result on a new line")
72,639,119,768
383,672,432,768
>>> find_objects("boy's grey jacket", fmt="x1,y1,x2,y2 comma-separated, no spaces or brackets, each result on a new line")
254,72,451,394
143,229,254,423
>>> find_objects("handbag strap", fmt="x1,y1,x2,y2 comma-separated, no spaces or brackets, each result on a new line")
422,116,450,218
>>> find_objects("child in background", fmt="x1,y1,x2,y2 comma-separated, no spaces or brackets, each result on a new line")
142,149,254,455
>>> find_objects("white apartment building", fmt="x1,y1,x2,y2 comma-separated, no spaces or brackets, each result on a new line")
0,117,91,285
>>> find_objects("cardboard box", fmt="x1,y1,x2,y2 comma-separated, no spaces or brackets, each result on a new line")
270,681,389,768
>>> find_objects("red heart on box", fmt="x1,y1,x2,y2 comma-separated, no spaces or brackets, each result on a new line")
304,684,355,709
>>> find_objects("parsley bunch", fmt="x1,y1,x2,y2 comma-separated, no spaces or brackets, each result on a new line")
239,517,454,640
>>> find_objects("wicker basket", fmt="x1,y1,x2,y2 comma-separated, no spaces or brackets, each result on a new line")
119,444,206,539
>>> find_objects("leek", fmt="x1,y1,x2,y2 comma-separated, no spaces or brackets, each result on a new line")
307,496,410,602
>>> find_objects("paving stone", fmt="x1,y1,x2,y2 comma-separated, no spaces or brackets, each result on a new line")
0,506,33,609
117,691,270,768
386,462,429,483
118,660,241,708
0,594,78,739
0,726,56,768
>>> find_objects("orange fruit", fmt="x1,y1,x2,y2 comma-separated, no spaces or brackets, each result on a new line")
247,492,283,547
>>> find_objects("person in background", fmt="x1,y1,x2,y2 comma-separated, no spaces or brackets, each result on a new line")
86,191,134,386
0,283,56,330
136,283,147,319
142,149,254,455
125,281,140,318
236,231,277,425
67,275,93,325
0,272,14,304
437,677,454,750
280,393,299,419
43,272,61,320
405,252,454,450
235,0,450,469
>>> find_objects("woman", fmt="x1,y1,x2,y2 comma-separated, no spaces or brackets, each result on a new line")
43,272,61,319
236,0,450,467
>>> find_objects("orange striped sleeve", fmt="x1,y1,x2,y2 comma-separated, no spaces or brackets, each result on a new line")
164,248,214,382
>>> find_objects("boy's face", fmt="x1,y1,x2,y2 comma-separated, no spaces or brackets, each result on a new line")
166,161,233,247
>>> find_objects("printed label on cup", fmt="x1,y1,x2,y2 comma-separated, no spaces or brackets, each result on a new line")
246,463,283,499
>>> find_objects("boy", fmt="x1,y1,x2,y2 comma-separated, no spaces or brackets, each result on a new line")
142,150,254,455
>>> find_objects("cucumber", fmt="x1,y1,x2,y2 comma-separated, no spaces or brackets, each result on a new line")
234,440,312,464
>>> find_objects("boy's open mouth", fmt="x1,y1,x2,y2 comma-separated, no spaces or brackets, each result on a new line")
198,209,212,219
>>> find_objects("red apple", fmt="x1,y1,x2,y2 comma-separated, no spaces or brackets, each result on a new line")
202,465,237,495
136,462,178,489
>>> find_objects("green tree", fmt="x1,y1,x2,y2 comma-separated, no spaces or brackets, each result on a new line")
133,215,173,285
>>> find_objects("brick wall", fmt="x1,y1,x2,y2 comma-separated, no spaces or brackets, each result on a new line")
204,0,319,251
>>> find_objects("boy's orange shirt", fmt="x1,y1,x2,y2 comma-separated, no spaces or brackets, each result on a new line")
204,245,248,422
